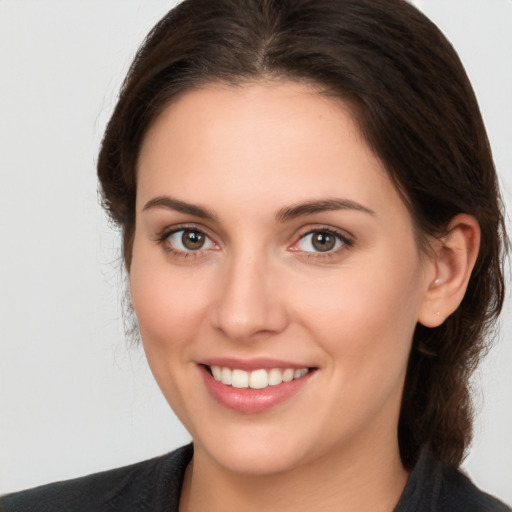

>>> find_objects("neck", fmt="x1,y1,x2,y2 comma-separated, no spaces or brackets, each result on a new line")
180,436,409,512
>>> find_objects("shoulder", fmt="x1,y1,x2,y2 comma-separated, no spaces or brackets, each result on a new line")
437,465,511,512
0,444,193,512
396,448,511,512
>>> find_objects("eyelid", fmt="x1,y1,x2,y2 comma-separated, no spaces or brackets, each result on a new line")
156,223,220,256
157,222,216,240
289,225,354,256
169,229,217,251
154,222,353,260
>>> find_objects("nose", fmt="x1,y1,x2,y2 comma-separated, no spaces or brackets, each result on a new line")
208,252,289,342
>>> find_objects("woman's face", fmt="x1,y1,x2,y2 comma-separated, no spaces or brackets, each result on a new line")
130,81,436,475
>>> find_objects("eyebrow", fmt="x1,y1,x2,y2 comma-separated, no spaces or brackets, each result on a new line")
142,196,219,221
275,198,375,222
142,195,375,222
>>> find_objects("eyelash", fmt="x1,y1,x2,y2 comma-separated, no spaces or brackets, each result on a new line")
155,225,354,261
291,226,354,260
156,224,217,260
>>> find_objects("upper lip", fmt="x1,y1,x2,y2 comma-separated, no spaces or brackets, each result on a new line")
198,357,313,372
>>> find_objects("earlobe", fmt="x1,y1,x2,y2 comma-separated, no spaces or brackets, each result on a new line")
418,214,481,328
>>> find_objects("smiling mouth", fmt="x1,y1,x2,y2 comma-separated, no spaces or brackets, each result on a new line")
205,365,312,389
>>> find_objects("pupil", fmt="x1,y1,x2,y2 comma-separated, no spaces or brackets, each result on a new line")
312,232,335,252
182,230,205,250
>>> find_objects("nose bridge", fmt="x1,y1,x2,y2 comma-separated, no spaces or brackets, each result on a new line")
209,244,287,341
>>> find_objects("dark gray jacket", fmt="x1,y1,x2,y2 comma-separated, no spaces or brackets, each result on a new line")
1,444,510,511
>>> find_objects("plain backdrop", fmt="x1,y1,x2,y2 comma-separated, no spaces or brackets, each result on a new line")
1,0,511,505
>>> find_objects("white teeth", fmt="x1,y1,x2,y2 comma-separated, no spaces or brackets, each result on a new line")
209,365,309,389
249,369,268,389
268,368,282,386
211,366,222,381
282,368,294,382
231,369,249,388
221,367,232,385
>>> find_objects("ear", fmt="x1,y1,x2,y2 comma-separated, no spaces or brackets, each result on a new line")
418,214,481,328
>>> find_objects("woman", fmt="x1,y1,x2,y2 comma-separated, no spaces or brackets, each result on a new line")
1,0,510,510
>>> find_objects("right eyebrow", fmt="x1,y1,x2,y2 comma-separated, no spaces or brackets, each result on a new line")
142,196,219,221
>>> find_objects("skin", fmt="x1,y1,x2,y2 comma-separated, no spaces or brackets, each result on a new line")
129,81,479,512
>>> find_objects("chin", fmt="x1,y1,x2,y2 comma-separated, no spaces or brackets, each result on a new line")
209,443,304,476
194,424,313,477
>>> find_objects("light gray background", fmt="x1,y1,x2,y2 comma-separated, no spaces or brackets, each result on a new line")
1,0,511,504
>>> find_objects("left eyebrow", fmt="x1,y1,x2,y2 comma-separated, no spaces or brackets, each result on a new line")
275,198,375,222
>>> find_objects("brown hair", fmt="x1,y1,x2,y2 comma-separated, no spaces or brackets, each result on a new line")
97,0,507,469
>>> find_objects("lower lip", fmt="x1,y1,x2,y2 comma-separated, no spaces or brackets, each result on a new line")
200,366,313,413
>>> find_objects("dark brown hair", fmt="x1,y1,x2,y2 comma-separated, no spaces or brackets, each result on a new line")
97,0,507,469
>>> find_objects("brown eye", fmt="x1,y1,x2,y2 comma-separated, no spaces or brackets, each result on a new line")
311,231,336,252
166,228,216,252
294,229,345,254
181,230,206,250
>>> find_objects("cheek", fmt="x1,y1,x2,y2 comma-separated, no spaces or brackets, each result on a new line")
293,257,423,380
128,256,213,427
129,257,211,352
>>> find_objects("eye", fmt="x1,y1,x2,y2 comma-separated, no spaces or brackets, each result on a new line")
167,228,217,252
293,229,349,254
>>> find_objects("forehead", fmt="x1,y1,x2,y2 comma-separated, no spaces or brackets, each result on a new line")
136,80,407,225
